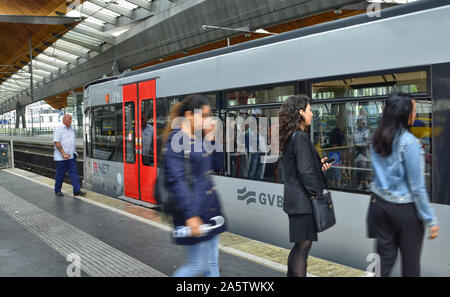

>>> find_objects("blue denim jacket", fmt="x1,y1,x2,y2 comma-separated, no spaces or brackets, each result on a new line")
370,129,438,227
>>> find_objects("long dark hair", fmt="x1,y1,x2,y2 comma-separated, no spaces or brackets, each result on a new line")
162,94,209,144
279,95,311,152
372,92,413,156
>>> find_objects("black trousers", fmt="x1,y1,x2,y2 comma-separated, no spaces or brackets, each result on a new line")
371,195,425,277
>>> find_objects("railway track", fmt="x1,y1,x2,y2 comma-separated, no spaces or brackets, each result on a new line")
12,141,84,185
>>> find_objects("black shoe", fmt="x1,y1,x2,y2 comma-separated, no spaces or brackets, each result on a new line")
55,192,64,197
73,191,86,197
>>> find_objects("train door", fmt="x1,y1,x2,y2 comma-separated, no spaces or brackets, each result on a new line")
122,80,157,204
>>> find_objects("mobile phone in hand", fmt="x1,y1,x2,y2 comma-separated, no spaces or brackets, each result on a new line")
326,157,336,164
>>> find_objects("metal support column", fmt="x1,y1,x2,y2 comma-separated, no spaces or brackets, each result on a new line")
29,33,34,103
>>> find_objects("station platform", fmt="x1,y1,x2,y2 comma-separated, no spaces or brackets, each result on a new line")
0,167,367,277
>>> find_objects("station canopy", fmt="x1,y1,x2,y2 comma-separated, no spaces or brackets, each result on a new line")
0,0,408,111
0,0,154,109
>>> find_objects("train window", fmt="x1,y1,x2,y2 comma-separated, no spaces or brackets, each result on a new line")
92,104,123,162
312,71,428,100
410,100,432,195
206,94,217,109
226,85,294,107
124,102,136,164
311,100,432,195
312,101,383,191
156,99,168,165
84,108,91,158
114,104,123,162
168,98,181,109
168,93,217,109
141,99,154,166
225,107,283,183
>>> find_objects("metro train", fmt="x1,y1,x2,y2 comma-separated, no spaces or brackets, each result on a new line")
83,0,450,276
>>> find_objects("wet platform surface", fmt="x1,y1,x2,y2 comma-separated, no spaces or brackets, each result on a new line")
0,168,367,277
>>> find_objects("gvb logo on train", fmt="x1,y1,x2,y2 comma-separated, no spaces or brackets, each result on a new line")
237,187,256,205
237,187,283,208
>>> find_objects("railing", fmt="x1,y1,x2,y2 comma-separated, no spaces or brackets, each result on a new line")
0,127,83,138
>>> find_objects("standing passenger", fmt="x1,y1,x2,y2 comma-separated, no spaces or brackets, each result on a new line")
354,118,369,190
370,92,439,277
328,127,344,186
163,94,226,277
279,95,332,277
246,108,269,180
53,114,85,197
141,114,154,165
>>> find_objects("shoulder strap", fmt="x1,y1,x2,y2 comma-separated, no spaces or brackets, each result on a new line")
160,141,193,191
183,151,194,190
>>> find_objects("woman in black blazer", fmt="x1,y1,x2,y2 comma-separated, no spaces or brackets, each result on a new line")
279,95,331,277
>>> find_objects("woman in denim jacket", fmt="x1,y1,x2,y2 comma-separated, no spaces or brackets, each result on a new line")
369,92,439,277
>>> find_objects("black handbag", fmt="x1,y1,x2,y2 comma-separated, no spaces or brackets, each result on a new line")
312,155,336,232
310,189,336,232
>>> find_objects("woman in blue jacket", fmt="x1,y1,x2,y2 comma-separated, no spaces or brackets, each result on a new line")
163,94,226,277
370,92,439,277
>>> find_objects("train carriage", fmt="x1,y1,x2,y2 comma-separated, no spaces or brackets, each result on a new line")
83,0,450,276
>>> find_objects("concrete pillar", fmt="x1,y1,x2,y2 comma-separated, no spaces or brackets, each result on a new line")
76,94,83,128
15,104,26,128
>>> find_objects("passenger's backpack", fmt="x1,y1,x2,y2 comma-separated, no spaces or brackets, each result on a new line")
154,151,193,215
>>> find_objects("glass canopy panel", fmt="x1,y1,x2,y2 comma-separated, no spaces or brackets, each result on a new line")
32,60,60,71
57,40,91,53
117,0,139,10
38,54,69,66
65,31,104,45
43,48,80,61
83,1,122,18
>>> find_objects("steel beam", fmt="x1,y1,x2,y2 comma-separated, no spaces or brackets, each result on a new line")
15,71,45,80
31,69,53,77
125,0,152,11
81,19,106,31
44,42,89,59
75,6,118,25
30,62,60,75
89,0,135,18
32,56,68,69
57,34,102,52
45,42,91,59
1,82,23,91
28,33,35,104
12,80,29,88
0,15,80,25
72,24,115,44
40,48,80,64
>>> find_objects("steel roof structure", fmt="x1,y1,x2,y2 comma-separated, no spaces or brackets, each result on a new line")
0,0,407,123
0,0,155,110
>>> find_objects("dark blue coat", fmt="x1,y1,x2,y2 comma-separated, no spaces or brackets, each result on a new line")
164,129,226,245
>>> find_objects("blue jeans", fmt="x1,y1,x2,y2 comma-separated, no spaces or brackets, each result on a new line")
329,166,342,184
247,153,263,180
172,235,220,277
54,158,81,194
